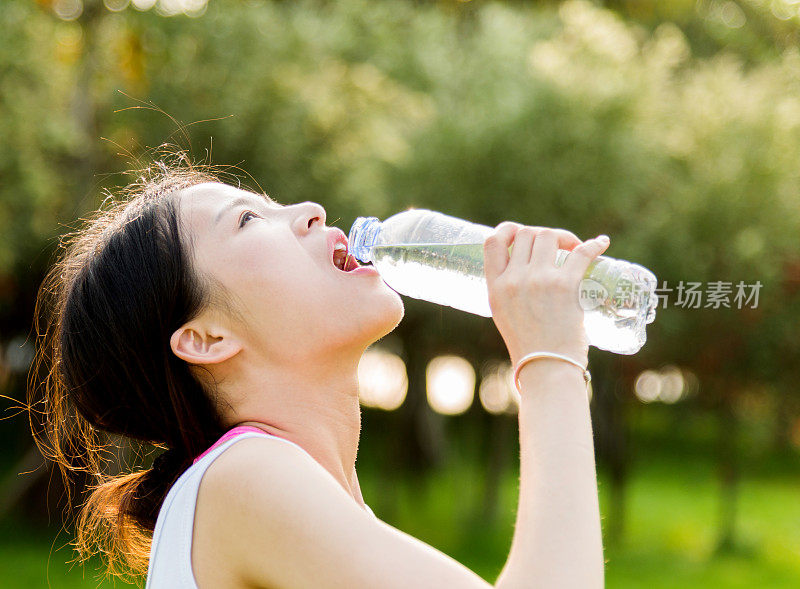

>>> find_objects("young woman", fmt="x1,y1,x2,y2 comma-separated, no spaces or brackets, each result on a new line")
30,164,608,588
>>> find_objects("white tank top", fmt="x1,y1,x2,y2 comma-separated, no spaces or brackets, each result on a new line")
145,429,374,588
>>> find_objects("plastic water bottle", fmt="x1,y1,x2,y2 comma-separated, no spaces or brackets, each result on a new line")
348,209,657,355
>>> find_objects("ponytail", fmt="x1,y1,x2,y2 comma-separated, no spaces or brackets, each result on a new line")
73,448,193,578
140,448,194,528
28,161,225,580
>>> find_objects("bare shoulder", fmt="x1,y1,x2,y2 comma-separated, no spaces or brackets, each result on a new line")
192,436,328,588
194,435,491,589
199,434,355,522
202,434,324,490
192,436,362,587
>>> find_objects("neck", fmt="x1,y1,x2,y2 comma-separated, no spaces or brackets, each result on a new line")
218,348,365,506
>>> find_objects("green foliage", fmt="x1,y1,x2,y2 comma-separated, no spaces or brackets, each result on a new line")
3,446,800,588
3,0,800,582
3,0,800,363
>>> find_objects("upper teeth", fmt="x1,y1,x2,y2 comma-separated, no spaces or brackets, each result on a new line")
333,242,347,270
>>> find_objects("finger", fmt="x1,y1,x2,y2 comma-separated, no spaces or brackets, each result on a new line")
555,229,582,251
506,225,560,267
483,222,521,283
530,228,586,270
530,228,561,271
563,234,610,278
507,226,538,270
540,228,583,251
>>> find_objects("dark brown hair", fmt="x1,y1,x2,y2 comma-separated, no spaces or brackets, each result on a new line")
27,157,230,580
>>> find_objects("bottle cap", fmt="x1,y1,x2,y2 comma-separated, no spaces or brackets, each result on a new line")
348,217,381,262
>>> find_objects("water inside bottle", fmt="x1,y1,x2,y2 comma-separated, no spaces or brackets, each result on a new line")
370,242,656,354
371,243,493,316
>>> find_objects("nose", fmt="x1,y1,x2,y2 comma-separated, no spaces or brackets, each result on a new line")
291,201,326,234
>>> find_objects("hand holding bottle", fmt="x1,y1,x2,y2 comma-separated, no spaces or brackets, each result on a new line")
483,222,611,368
349,209,655,354
487,224,608,588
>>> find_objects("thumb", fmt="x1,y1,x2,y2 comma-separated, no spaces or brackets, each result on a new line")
563,235,610,277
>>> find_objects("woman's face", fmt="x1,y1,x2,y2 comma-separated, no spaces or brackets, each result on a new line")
176,182,404,365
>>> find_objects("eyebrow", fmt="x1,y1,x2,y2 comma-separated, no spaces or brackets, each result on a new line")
214,194,279,226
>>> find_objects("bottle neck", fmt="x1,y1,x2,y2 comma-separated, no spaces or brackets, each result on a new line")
348,216,382,262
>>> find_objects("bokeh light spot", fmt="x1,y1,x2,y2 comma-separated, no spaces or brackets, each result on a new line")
427,355,475,415
358,349,407,411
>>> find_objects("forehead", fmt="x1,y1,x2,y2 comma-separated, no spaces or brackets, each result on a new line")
176,182,267,226
179,182,252,211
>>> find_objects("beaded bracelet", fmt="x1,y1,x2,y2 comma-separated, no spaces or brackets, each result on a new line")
513,351,591,394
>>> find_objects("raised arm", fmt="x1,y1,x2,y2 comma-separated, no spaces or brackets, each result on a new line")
485,223,607,588
198,224,607,589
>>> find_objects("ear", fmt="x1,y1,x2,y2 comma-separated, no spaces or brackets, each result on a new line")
170,321,242,366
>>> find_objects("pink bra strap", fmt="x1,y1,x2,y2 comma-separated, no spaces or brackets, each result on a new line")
192,425,269,464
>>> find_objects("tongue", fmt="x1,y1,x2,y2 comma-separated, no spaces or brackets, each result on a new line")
344,254,361,272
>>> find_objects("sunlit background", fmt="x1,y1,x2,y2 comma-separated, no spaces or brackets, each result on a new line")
3,0,800,587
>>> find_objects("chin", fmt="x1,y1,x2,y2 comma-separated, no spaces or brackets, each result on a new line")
365,290,405,343
385,291,405,330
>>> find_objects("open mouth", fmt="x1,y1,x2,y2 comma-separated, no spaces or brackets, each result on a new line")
332,243,361,272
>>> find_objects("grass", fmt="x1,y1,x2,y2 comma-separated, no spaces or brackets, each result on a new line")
2,452,800,588
0,523,125,588
601,463,800,588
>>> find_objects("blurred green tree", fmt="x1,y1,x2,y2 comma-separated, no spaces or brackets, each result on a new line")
2,0,800,561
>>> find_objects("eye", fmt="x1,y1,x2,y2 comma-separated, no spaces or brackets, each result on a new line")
238,210,259,228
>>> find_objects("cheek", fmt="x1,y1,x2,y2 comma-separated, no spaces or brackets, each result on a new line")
234,246,327,312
